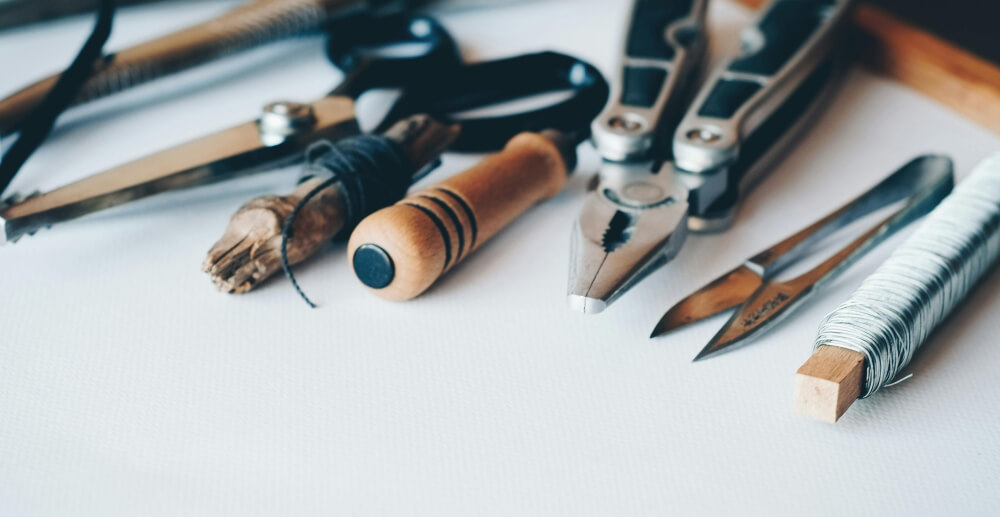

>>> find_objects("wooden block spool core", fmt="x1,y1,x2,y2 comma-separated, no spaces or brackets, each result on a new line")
794,345,865,423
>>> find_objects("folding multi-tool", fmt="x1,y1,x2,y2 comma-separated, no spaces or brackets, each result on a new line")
568,0,854,313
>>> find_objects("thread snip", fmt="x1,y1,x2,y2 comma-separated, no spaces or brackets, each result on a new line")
815,153,1000,398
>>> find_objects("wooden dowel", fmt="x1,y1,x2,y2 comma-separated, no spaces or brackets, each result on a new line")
347,131,571,301
794,345,865,423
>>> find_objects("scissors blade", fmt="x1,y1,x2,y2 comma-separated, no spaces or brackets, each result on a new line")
650,264,763,338
693,281,809,361
692,160,953,361
1,96,358,242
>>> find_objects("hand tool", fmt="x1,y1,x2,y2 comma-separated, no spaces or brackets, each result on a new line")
0,10,460,243
347,128,586,301
204,51,609,295
567,0,855,314
797,153,1000,423
652,155,954,361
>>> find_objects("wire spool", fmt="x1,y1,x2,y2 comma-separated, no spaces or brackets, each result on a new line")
814,153,1000,398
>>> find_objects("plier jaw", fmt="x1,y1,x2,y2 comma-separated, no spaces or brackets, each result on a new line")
568,161,690,313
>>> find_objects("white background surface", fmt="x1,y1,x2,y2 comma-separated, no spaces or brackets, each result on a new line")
2,1,999,515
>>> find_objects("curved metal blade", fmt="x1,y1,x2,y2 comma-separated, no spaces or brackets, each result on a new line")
650,264,763,338
693,280,810,361
1,96,359,242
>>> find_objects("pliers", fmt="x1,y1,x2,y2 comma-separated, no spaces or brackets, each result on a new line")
568,0,855,313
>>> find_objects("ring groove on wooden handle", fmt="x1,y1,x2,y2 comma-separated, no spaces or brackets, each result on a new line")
437,187,479,251
348,132,569,301
402,201,453,271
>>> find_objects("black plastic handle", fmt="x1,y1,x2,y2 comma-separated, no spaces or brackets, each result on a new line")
325,11,461,97
694,0,837,120
377,51,610,153
621,0,699,108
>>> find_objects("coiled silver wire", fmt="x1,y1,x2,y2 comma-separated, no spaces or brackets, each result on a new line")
815,154,1000,398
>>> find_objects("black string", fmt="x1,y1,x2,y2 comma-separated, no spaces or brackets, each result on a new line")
280,135,413,308
0,0,116,196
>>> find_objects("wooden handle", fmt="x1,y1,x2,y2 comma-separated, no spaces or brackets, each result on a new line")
794,345,865,423
0,0,355,134
347,132,570,301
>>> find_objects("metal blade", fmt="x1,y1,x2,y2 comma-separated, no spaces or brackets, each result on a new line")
693,280,811,361
1,96,359,242
650,264,763,338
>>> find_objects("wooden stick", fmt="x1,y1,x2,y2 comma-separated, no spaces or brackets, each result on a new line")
731,0,1000,134
794,345,865,423
347,130,573,301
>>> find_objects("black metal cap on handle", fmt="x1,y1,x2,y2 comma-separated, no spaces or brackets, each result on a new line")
353,244,396,289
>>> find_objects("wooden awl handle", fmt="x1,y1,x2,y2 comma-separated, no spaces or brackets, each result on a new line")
347,131,571,301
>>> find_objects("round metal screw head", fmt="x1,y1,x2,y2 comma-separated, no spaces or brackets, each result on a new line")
263,101,313,122
608,116,641,132
259,101,317,146
686,127,721,144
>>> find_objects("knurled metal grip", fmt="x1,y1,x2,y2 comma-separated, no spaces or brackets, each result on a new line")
0,0,353,134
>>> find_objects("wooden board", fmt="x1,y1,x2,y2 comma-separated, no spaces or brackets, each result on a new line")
733,0,1000,134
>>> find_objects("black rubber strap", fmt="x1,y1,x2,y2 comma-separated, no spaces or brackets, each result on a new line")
0,0,116,196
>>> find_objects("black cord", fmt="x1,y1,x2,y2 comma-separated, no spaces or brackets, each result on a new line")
0,0,116,197
280,135,412,308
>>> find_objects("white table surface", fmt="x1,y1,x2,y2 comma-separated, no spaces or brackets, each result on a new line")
2,1,999,515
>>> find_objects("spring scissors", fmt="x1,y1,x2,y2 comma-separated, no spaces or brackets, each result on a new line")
0,11,607,243
652,155,954,360
567,0,855,313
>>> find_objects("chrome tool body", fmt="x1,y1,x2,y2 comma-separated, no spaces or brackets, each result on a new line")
568,0,855,313
651,155,954,360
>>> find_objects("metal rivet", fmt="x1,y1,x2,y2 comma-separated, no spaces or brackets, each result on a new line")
609,116,642,132
686,127,721,144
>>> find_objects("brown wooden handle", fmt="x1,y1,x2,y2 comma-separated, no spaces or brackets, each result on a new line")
347,132,570,301
0,0,355,134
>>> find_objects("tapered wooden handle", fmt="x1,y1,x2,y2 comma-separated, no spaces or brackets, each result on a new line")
347,132,570,301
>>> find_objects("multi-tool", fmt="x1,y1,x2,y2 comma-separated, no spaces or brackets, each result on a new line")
568,0,855,313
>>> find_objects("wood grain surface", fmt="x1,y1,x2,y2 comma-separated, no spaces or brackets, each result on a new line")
794,345,865,423
347,131,569,301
